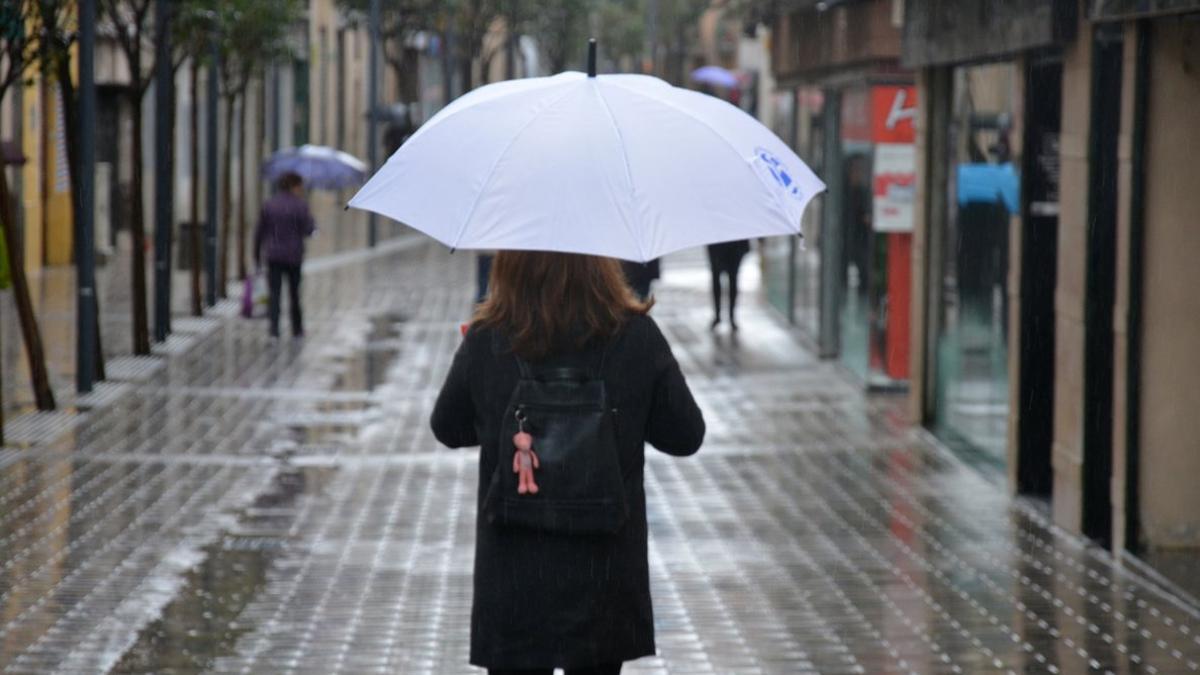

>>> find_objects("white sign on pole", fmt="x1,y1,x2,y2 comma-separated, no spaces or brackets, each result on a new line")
872,142,915,233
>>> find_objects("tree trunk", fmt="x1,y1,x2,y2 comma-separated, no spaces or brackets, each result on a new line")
673,21,686,86
218,95,234,298
441,30,454,105
0,165,56,411
1,301,4,445
505,11,517,81
190,59,202,316
460,47,474,93
237,88,248,281
93,295,106,380
257,75,266,244
129,91,151,355
393,63,406,104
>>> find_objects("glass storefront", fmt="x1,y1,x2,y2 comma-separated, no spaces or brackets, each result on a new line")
839,132,873,379
794,89,825,337
933,62,1021,461
762,87,824,339
838,85,916,386
763,91,796,319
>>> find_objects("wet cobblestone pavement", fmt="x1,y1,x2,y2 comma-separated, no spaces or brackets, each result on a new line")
2,241,1199,674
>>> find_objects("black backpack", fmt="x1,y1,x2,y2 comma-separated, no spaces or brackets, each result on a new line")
483,344,629,535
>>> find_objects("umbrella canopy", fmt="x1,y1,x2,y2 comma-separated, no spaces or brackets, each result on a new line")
690,65,740,89
348,72,824,262
263,145,367,190
1,140,26,166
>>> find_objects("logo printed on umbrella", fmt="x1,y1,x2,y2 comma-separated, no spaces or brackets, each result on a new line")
755,147,805,201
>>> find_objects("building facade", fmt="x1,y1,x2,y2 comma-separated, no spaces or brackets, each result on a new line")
904,0,1200,598
0,57,74,274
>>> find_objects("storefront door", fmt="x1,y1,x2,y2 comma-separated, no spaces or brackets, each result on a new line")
1082,27,1124,547
1016,58,1062,498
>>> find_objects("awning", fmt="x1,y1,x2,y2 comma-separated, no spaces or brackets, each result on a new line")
903,0,1078,67
1091,0,1200,20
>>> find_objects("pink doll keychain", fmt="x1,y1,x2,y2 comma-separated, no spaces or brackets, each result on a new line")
512,409,540,494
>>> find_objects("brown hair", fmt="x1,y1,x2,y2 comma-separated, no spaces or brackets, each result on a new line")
277,172,304,192
473,251,652,360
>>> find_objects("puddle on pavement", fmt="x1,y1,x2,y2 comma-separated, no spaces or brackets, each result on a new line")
332,312,404,393
111,466,333,674
111,311,402,672
281,312,403,447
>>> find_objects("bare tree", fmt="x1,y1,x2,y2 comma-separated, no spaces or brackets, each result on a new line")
212,0,301,292
335,0,441,103
0,0,57,433
1,1,56,406
171,2,216,316
447,0,502,91
99,0,156,354
530,0,595,74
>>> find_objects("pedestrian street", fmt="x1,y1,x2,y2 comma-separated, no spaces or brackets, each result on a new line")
1,240,1198,674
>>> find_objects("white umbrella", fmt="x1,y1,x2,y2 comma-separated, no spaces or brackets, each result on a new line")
348,68,824,262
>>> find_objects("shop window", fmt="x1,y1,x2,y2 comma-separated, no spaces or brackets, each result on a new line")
763,90,796,321
838,84,917,386
761,88,826,339
933,62,1021,461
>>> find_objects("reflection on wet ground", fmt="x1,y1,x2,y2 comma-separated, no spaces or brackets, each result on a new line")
0,239,426,673
110,467,335,674
1,244,1198,674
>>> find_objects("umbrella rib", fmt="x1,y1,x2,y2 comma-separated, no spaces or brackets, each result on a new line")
448,85,582,252
605,80,799,230
592,82,649,263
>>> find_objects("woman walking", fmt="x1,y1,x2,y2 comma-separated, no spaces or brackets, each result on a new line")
431,251,706,675
254,172,315,339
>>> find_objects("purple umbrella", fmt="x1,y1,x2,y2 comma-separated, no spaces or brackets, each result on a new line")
690,65,740,89
262,145,367,190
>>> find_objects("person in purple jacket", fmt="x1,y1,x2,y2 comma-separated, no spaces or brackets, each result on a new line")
254,172,316,339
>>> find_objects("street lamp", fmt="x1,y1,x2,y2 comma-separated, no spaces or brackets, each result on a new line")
77,0,97,393
153,0,174,342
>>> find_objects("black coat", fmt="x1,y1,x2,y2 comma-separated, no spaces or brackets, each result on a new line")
431,315,705,669
706,240,751,272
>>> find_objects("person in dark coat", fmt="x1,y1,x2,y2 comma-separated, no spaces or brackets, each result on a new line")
706,239,751,330
431,251,706,675
254,172,316,338
620,258,660,301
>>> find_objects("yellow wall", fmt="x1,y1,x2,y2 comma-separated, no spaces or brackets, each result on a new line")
16,74,74,270
19,83,43,272
42,81,73,266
